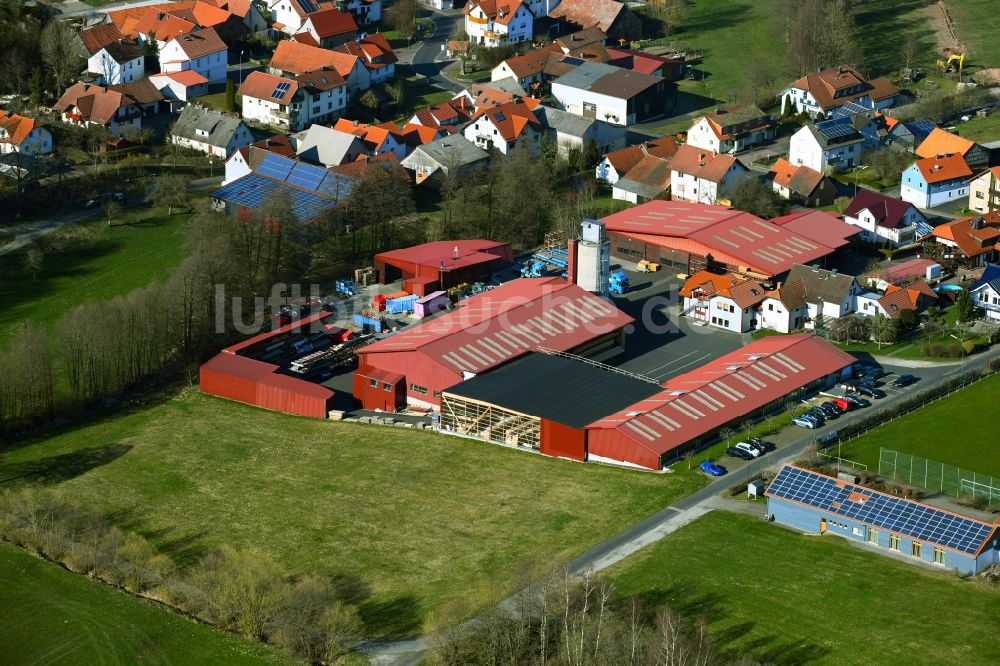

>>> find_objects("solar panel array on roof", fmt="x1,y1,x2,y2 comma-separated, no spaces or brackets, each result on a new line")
257,153,294,180
272,80,291,100
298,0,318,12
816,118,860,141
288,161,326,190
832,101,870,119
767,466,995,554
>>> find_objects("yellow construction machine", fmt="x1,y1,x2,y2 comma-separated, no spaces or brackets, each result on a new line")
936,52,966,75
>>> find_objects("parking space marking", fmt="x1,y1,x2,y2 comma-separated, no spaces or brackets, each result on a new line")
643,350,700,375
654,353,713,380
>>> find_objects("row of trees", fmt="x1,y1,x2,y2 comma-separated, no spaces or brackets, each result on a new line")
782,0,862,77
429,568,752,666
0,488,361,662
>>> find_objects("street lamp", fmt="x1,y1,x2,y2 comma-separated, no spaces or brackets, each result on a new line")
239,50,246,85
949,332,966,373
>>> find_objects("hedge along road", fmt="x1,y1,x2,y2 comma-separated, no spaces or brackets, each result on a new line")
363,345,1000,665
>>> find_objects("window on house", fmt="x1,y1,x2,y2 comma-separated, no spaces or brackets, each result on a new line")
409,384,428,395
433,391,442,399
852,526,863,536
868,529,878,544
383,383,391,392
933,547,945,564
911,541,922,558
369,379,377,388
889,534,900,551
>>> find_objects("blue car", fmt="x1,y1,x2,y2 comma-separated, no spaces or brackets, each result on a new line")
699,460,727,476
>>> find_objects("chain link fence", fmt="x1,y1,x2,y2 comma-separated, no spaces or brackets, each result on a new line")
878,447,999,506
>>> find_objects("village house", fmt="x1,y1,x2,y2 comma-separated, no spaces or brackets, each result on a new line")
916,128,989,171
759,281,809,333
54,82,159,136
400,134,490,186
931,213,1000,267
548,0,641,43
596,138,677,185
269,0,325,34
407,98,474,135
767,158,837,207
680,271,768,333
334,34,397,86
534,105,626,157
134,7,198,50
686,105,774,154
148,70,210,104
669,144,748,204
79,24,145,86
491,48,578,92
779,64,899,117
269,40,371,95
223,135,297,184
295,123,369,167
332,118,409,160
550,61,674,126
171,104,254,157
873,280,937,320
783,263,862,329
612,153,673,204
0,112,52,156
969,167,1000,214
205,0,268,32
901,154,973,209
159,28,228,85
788,121,864,173
464,0,534,47
298,7,358,48
338,0,381,25
239,69,347,131
842,189,929,247
463,98,543,155
970,264,1000,322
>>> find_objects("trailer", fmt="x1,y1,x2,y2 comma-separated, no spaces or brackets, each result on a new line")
353,313,385,333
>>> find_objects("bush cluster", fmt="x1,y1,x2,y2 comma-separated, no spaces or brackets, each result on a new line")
0,488,361,662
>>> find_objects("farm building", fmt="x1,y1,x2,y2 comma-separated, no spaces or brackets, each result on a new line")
374,240,514,295
442,333,854,469
441,353,661,460
767,465,1000,575
355,277,633,409
200,311,353,418
600,200,847,279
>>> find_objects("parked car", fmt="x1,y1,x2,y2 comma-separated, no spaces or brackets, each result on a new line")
699,460,726,476
734,442,762,458
793,416,818,429
857,384,886,399
830,398,851,412
726,446,754,460
844,395,871,408
748,437,775,452
892,374,918,388
801,412,824,426
807,407,827,422
822,401,845,415
741,440,767,455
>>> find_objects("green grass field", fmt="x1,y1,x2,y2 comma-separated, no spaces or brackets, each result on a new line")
395,80,453,123
610,511,1000,665
0,389,704,639
0,542,295,665
836,373,1000,477
0,207,190,345
947,0,1000,70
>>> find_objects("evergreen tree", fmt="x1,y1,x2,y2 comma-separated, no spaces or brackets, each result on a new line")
225,79,237,112
955,288,975,322
28,67,44,107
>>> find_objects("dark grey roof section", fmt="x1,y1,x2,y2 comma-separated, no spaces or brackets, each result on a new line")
172,105,247,149
408,134,489,168
785,263,858,305
535,105,595,138
443,352,661,429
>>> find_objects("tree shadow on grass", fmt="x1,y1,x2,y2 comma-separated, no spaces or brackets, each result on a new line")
0,443,132,486
359,594,424,640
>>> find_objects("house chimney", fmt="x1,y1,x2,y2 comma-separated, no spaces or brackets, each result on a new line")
812,264,820,272
453,245,460,259
831,268,838,276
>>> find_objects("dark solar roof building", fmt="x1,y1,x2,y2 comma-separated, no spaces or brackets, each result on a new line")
766,465,1000,574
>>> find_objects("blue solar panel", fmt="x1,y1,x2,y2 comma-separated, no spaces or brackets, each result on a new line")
905,119,938,141
316,172,355,201
257,153,295,181
766,466,995,554
832,101,871,119
816,118,860,141
287,162,328,191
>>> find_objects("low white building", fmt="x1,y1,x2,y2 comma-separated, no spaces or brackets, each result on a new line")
464,0,533,47
463,99,542,155
334,33,397,86
970,265,1000,322
340,0,381,25
759,283,808,333
788,122,863,173
159,28,228,86
0,112,52,155
686,105,773,154
669,144,747,205
239,69,347,131
534,105,625,158
784,263,862,329
679,271,767,333
149,70,210,103
171,105,254,158
900,154,973,210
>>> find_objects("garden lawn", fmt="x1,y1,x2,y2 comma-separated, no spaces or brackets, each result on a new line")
394,80,453,123
0,207,190,345
836,373,1000,477
610,511,1000,665
0,389,704,639
0,542,295,666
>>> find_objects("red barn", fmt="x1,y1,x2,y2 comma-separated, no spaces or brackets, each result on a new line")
374,239,514,295
354,277,633,408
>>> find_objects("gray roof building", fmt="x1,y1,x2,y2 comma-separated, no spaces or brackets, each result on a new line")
400,135,489,183
295,124,369,167
785,263,860,306
171,105,251,152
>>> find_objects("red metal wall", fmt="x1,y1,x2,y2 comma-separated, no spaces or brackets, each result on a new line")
200,364,258,406
353,370,405,411
355,350,463,406
540,419,586,461
200,356,333,419
586,428,660,470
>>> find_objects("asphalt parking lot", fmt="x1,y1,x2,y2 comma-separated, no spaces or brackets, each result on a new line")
605,263,747,381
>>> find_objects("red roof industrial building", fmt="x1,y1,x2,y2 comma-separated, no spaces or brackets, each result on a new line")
601,200,850,278
355,277,634,408
374,240,514,296
441,334,855,469
200,311,349,418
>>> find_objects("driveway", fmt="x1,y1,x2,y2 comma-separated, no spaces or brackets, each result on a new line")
408,9,465,93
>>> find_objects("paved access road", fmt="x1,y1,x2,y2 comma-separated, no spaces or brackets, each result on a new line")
409,9,465,93
364,344,1000,665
